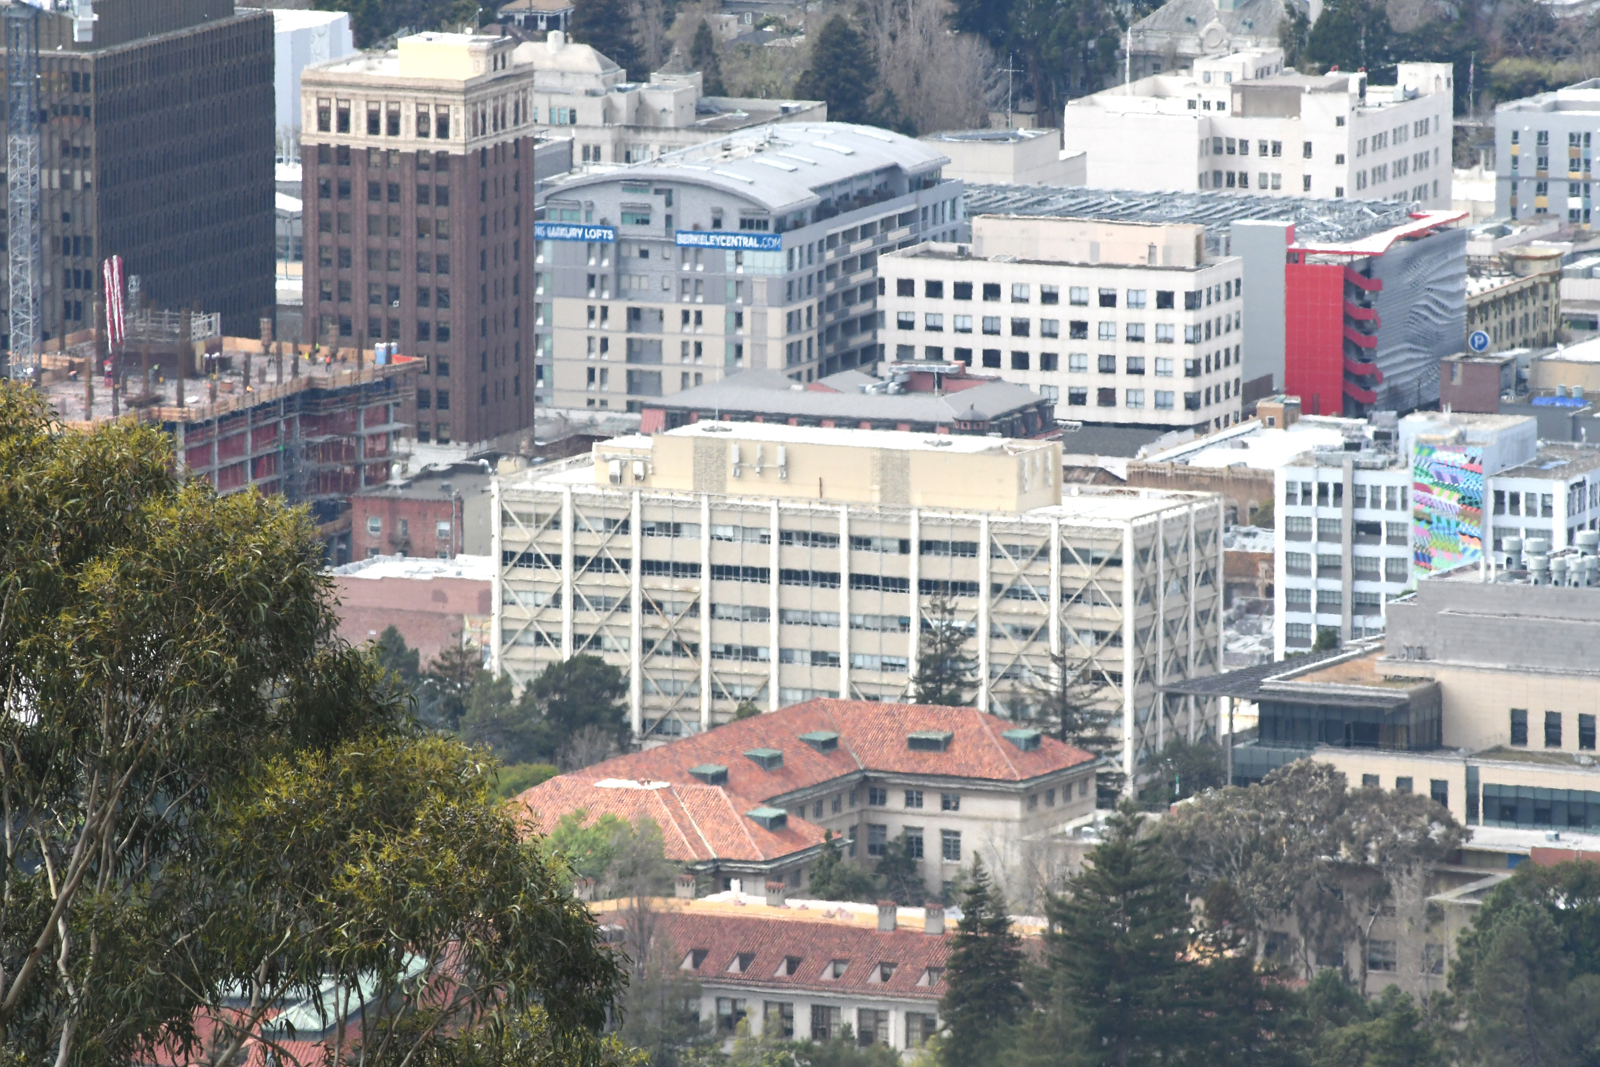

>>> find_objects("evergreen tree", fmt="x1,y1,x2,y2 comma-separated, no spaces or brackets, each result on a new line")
526,653,631,757
690,19,725,95
423,639,482,729
1304,0,1395,78
796,14,879,126
1308,983,1445,1067
570,0,641,79
807,831,879,903
875,831,925,907
374,624,421,685
1138,735,1227,809
910,595,976,707
938,856,1025,1067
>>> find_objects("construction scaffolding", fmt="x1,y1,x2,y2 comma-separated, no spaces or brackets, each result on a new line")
5,0,41,378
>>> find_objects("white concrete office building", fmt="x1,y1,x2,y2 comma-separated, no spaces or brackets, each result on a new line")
492,422,1226,783
1063,51,1454,206
881,215,1246,432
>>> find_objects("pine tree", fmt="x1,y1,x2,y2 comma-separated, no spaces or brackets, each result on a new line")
690,19,725,96
910,595,976,707
569,0,641,79
795,14,878,126
373,624,421,685
808,830,880,903
938,856,1025,1067
875,831,925,907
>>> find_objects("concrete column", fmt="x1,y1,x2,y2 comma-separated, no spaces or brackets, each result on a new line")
1156,511,1166,751
490,476,504,678
838,504,850,700
769,499,780,712
977,514,991,712
630,490,643,736
1049,517,1062,661
1341,457,1354,643
561,486,574,659
908,508,921,696
700,493,712,732
1121,522,1136,790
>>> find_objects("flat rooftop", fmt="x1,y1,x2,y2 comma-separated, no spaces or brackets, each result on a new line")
1499,443,1600,480
962,184,1427,253
1293,650,1433,690
656,419,1054,454
1138,414,1364,469
329,553,494,581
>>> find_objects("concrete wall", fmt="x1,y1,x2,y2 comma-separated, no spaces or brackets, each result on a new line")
1125,461,1273,526
333,573,492,661
1231,219,1290,394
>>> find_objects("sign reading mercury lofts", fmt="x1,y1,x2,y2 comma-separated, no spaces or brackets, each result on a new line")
534,222,616,242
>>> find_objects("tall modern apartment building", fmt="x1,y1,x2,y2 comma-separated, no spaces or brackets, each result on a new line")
531,123,962,410
881,215,1246,433
491,422,1225,784
1062,50,1454,207
0,0,274,346
1495,79,1600,224
302,32,541,444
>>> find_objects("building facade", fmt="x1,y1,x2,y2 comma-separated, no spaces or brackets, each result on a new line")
1465,254,1562,354
1126,0,1298,80
0,0,274,348
302,32,542,445
272,9,354,162
521,697,1097,898
1495,79,1600,223
1272,411,1600,655
532,123,962,411
881,215,1246,432
491,422,1226,783
1062,53,1455,207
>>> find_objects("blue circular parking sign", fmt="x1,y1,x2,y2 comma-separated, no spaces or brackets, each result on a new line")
1468,330,1490,353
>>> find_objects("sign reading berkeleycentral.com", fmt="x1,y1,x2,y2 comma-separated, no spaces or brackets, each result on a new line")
674,230,783,252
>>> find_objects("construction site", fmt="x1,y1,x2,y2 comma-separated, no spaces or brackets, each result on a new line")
40,310,419,562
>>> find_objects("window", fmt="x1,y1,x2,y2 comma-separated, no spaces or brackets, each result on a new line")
868,787,887,806
1069,321,1089,339
1154,323,1174,343
1156,290,1175,309
1011,318,1030,337
953,281,972,300
1126,323,1146,342
366,516,382,536
716,998,747,1032
1583,714,1597,751
1069,286,1089,305
436,520,451,540
1367,940,1397,973
1547,711,1563,748
982,316,1001,335
858,1009,890,1047
811,1005,842,1041
1011,351,1029,370
1068,387,1087,405
1155,390,1174,409
764,1002,794,1039
1126,389,1145,409
897,278,914,296
905,789,924,808
982,349,1001,368
1431,779,1449,808
1126,356,1145,375
1511,708,1528,746
1126,289,1146,309
941,829,961,861
1041,284,1059,305
904,828,924,858
897,311,915,330
982,283,1001,301
925,313,943,332
924,279,942,298
941,792,960,811
867,824,888,856
1097,387,1117,407
1098,322,1115,341
907,1013,939,1047
1011,283,1030,302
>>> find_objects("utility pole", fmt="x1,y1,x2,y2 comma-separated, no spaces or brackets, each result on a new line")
1001,52,1021,128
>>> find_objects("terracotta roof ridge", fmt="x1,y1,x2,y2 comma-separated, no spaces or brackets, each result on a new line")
652,787,705,860
821,700,867,772
672,784,724,860
720,785,768,859
975,706,1024,779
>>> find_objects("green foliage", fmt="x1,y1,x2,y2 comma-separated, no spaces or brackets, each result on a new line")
426,640,485,730
948,0,1123,127
498,761,561,798
875,831,927,907
319,0,479,49
570,0,642,79
375,623,422,684
806,831,880,903
796,14,880,125
545,809,677,900
1304,0,1395,79
1304,982,1445,1067
690,19,725,95
939,857,1025,1067
528,653,631,759
548,809,634,883
1249,497,1274,529
0,384,621,1066
1488,57,1587,102
733,699,762,721
1449,859,1600,1065
1313,626,1341,652
1137,735,1227,809
685,1022,901,1067
910,596,976,707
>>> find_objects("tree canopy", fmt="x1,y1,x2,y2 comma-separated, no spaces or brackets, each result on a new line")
796,15,881,126
910,596,976,707
0,385,623,1066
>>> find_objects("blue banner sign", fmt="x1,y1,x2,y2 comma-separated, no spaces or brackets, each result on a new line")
675,230,783,252
535,222,616,242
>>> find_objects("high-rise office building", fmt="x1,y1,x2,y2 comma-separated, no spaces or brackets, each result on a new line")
301,31,541,445
0,0,275,346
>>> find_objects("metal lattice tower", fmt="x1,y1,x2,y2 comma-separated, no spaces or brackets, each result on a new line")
5,1,40,379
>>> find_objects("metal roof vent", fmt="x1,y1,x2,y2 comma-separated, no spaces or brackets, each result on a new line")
689,764,728,785
746,806,787,829
907,730,953,752
744,748,783,770
799,730,839,753
1002,728,1042,752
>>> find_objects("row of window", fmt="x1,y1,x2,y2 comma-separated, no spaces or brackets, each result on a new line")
713,1000,937,1049
864,823,964,861
1509,708,1598,750
894,279,1239,310
1283,553,1410,581
312,145,455,171
1283,481,1410,510
1283,516,1409,541
1282,586,1402,611
365,516,452,539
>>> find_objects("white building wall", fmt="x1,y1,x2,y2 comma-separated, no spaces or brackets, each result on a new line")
273,10,354,161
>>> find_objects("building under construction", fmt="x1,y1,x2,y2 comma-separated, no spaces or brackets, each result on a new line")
44,322,418,561
0,0,274,361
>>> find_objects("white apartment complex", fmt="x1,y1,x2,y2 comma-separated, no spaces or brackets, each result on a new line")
492,422,1226,783
1274,411,1600,656
881,215,1246,432
1063,51,1454,206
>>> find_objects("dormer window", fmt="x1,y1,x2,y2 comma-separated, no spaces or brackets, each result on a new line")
728,952,755,974
774,955,803,977
823,959,849,979
870,962,898,984
907,731,952,752
917,966,944,987
681,949,708,970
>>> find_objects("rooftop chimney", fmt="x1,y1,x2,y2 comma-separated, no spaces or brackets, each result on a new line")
924,904,946,935
766,881,789,908
675,873,697,899
877,901,898,932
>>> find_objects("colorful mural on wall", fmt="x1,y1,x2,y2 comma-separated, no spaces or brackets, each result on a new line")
1412,442,1485,576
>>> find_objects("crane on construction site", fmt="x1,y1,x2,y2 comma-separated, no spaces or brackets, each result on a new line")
4,0,91,381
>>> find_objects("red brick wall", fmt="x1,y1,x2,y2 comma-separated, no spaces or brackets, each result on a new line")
350,495,461,558
332,574,491,662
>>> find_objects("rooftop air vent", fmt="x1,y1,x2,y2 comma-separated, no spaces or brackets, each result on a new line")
1002,728,1042,752
907,730,953,752
746,806,788,830
689,764,728,785
745,748,784,770
799,730,839,753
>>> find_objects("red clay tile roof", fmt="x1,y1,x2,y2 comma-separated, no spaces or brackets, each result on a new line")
597,905,950,1001
575,699,1095,803
516,777,827,864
